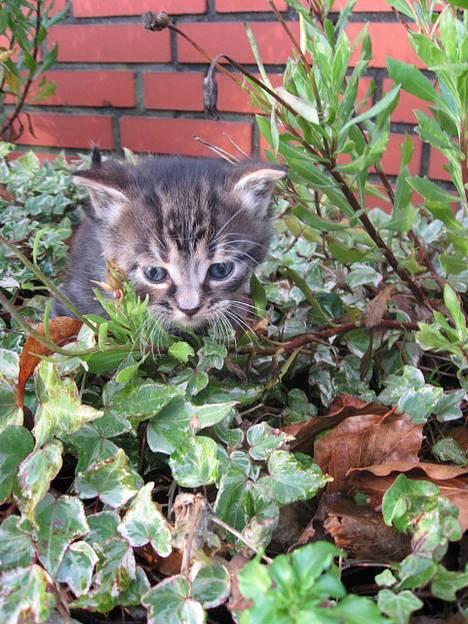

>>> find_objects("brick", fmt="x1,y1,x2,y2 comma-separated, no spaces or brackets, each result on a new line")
30,71,135,108
73,0,206,17
334,0,392,10
382,78,430,124
178,22,420,69
380,133,422,176
178,22,299,65
216,0,288,11
428,149,451,181
348,23,421,68
120,117,252,157
144,73,204,111
49,24,171,63
15,113,114,149
217,73,283,113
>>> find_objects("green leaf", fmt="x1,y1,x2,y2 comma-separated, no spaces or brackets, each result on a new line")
35,494,89,575
191,563,231,609
415,111,458,152
431,564,468,601
106,380,182,425
0,425,34,503
335,594,387,623
346,264,382,288
382,474,439,532
147,397,192,454
75,448,143,508
341,84,400,134
0,349,19,381
56,540,98,597
18,440,63,521
192,401,237,430
237,558,272,601
33,361,103,448
377,589,423,624
214,457,252,533
387,58,437,102
0,565,56,623
432,438,467,466
168,341,195,363
0,515,34,570
433,390,465,422
444,284,466,337
247,422,292,461
169,436,219,488
398,385,443,424
118,482,172,557
143,575,205,624
260,451,330,505
86,511,120,545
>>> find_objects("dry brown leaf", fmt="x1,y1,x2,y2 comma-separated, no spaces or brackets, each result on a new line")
17,317,83,409
365,285,394,328
0,184,14,202
322,495,411,562
314,410,423,492
226,554,251,617
449,426,468,451
285,394,389,454
348,463,468,532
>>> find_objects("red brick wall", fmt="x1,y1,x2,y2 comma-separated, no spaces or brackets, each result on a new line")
12,0,446,180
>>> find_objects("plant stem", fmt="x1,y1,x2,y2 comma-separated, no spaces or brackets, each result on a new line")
211,516,272,564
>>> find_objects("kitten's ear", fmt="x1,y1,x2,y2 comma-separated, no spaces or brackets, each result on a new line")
73,169,128,223
233,166,287,216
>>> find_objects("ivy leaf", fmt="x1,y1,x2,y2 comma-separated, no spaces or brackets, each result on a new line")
431,564,468,601
35,494,89,575
398,385,443,424
191,563,231,609
118,482,172,557
56,541,98,597
214,456,253,533
18,440,63,521
259,451,331,505
346,264,382,289
0,565,56,623
0,515,35,570
377,589,423,623
191,402,237,430
69,425,119,472
169,436,220,488
33,361,103,448
147,398,192,454
433,390,465,422
168,341,195,363
75,449,143,508
72,537,148,612
106,380,182,425
247,422,293,461
143,575,205,624
0,425,34,503
85,511,120,545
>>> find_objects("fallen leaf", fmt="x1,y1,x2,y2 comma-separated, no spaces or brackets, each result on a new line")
17,317,83,409
450,426,468,451
0,184,14,202
348,463,468,531
314,410,423,492
322,495,411,561
365,285,394,328
285,394,388,454
226,554,251,617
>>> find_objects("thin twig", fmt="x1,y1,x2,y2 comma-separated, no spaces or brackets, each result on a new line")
211,516,273,564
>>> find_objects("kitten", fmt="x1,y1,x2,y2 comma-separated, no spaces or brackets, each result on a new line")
53,151,286,330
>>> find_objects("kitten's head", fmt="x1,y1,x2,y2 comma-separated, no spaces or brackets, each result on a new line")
74,155,286,330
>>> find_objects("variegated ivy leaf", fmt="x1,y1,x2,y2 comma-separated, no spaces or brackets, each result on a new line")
0,425,34,503
0,515,35,570
75,448,143,509
18,440,63,521
191,562,231,609
57,540,98,597
33,361,103,448
0,565,56,623
35,494,89,576
259,451,331,506
143,575,205,624
118,482,172,557
169,436,219,488
85,511,120,545
246,422,293,461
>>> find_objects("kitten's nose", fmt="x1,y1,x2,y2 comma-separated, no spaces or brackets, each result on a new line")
178,304,201,318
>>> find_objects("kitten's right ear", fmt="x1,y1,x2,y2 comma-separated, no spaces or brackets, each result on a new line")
73,170,128,223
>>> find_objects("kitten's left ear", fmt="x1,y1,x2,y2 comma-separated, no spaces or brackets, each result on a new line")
233,166,287,216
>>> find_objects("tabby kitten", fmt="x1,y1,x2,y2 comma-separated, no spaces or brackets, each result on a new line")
53,152,286,330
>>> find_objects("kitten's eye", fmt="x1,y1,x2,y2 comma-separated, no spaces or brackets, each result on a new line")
208,261,234,280
144,266,168,283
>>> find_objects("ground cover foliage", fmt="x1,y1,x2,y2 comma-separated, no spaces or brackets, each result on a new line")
0,0,467,622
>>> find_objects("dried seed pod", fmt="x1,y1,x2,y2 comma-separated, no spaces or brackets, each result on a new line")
143,11,170,32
